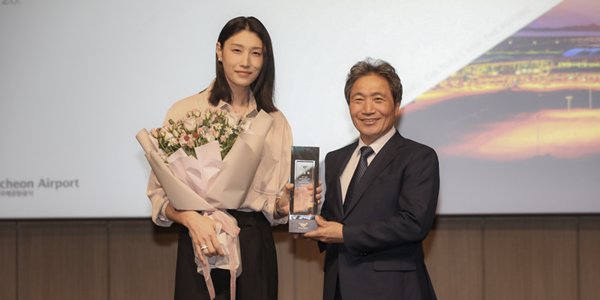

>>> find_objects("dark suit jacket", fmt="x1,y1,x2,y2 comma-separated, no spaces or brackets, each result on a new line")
319,131,439,300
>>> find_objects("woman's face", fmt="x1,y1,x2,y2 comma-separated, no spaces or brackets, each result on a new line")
217,30,264,90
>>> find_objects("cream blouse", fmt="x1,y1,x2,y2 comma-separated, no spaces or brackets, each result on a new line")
146,84,292,226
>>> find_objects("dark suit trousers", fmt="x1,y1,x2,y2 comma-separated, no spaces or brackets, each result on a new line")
334,276,343,300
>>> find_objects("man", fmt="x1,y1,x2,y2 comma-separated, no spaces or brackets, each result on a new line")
304,59,439,300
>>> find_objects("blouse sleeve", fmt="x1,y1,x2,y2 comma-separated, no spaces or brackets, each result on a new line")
259,113,293,226
147,171,174,227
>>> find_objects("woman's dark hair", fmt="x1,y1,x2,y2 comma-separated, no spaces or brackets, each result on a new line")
209,16,277,113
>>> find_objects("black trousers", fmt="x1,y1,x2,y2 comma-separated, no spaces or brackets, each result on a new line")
334,275,342,300
174,210,278,300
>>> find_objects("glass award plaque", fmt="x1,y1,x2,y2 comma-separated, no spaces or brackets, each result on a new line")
289,146,319,233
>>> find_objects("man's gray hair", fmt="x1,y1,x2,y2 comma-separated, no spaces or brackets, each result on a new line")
344,58,403,105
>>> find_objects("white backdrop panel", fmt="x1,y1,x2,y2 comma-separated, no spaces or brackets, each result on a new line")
0,0,562,218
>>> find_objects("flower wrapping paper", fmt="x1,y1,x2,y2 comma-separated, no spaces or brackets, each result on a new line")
136,109,274,297
136,109,273,211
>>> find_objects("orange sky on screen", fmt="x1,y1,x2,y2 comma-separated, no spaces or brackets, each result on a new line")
440,109,600,160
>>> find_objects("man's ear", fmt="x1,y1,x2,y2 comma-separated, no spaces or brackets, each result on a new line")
394,102,402,117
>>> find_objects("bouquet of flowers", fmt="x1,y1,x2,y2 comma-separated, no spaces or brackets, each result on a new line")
137,108,274,300
138,108,273,210
145,108,254,203
151,108,250,162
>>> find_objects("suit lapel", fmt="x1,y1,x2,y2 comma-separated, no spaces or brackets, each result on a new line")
343,132,405,219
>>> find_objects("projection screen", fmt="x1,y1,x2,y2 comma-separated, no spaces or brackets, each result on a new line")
4,0,597,219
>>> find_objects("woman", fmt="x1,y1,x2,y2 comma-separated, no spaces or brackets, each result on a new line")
147,16,310,300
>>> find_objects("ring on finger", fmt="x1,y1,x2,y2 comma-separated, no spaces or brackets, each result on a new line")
200,245,208,250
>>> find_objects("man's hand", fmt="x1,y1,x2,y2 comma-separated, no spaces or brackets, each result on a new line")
302,215,344,243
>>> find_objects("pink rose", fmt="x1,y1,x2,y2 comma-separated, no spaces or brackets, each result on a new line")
150,128,159,138
183,117,197,131
164,131,174,141
172,128,180,138
190,109,202,117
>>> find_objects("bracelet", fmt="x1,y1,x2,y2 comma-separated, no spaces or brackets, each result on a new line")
275,200,286,218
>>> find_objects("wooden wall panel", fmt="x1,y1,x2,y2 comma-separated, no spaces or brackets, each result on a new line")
3,215,598,300
483,217,578,300
0,222,17,300
18,221,108,300
579,216,600,300
294,236,325,300
108,220,179,300
424,217,483,300
274,228,295,300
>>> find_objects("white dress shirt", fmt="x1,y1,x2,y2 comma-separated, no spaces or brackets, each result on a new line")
339,127,397,203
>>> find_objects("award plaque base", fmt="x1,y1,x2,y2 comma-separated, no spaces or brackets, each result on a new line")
289,216,317,233
289,146,319,233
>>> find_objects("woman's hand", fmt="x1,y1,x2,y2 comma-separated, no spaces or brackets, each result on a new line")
275,181,323,219
274,183,293,219
311,180,323,205
166,204,225,265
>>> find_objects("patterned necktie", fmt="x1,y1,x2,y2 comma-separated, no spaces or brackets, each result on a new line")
344,146,374,211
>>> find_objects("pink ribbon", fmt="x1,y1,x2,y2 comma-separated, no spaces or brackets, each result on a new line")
200,210,241,300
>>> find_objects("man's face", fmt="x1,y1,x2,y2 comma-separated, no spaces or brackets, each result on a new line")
348,74,400,145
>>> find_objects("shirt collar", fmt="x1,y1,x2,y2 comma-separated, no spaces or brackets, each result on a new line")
357,126,397,156
217,89,259,119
